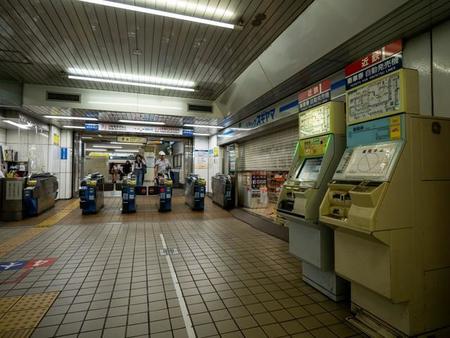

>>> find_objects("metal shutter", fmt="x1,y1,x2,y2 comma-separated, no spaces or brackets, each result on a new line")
237,126,298,171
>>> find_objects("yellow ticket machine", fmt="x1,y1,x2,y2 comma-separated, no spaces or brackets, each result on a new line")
320,69,450,336
277,101,348,301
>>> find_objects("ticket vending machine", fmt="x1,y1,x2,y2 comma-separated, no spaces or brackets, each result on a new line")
320,69,450,336
277,101,348,301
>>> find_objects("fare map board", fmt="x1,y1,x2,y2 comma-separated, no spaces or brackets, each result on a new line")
299,104,331,139
347,72,401,125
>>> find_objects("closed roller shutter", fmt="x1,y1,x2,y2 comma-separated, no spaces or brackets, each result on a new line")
237,126,298,171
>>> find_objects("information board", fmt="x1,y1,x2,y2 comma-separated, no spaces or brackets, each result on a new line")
299,105,331,139
347,72,401,124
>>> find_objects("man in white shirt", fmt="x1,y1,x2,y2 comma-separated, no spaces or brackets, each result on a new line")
154,151,171,177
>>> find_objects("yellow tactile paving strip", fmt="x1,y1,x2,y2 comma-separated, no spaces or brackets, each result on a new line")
0,228,46,258
0,292,58,337
35,200,79,228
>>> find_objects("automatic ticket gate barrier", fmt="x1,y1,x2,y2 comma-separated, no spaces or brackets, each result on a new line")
185,174,206,211
212,174,234,209
319,69,450,336
157,174,172,212
23,173,58,217
79,173,104,215
277,101,348,301
121,176,136,213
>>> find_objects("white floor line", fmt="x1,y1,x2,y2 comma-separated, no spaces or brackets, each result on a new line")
160,233,196,338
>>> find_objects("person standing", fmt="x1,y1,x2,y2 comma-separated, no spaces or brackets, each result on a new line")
123,160,132,176
133,155,146,186
154,151,171,178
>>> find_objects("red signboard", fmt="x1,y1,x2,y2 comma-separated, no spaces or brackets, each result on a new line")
299,80,331,102
345,40,402,77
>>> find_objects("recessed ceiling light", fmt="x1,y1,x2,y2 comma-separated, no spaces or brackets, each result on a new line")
86,148,107,151
3,120,33,129
68,75,195,92
193,133,210,136
79,0,237,29
44,115,98,121
118,120,165,125
63,125,85,129
183,124,222,129
115,149,139,153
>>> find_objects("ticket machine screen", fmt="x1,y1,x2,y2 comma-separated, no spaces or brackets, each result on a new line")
297,157,323,183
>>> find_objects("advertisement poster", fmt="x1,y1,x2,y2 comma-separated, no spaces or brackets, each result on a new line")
194,150,208,169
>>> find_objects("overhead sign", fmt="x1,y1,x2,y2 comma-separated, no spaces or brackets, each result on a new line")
182,129,194,137
345,39,402,89
117,136,147,144
85,123,184,136
298,80,331,111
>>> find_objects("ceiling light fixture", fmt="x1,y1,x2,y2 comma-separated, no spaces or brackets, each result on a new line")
86,148,107,152
183,124,223,129
193,133,210,136
118,120,165,125
63,125,85,129
88,101,183,110
115,149,139,153
68,75,195,92
111,141,144,146
79,0,237,29
44,115,98,121
93,145,122,149
70,68,194,87
3,120,33,130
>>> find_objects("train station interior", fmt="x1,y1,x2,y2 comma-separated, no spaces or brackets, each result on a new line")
0,1,449,337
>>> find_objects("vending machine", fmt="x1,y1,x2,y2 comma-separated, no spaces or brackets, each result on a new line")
320,68,450,336
277,101,348,301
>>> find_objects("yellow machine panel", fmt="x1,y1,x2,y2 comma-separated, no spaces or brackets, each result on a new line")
346,69,419,125
320,114,450,335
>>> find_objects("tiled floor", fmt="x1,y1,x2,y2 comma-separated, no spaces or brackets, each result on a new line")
0,192,362,338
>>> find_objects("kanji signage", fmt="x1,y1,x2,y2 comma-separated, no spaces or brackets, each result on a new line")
298,80,331,111
345,39,403,89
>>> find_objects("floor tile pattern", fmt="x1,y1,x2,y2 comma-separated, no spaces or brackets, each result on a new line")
0,194,362,337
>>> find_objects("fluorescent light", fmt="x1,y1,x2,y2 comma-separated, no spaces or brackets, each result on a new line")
68,75,195,92
69,69,194,87
115,149,139,153
3,120,32,130
79,0,236,29
153,0,234,19
183,124,222,129
86,148,107,151
93,145,122,149
118,120,165,125
88,101,183,110
82,136,93,139
193,133,210,136
111,141,144,146
44,115,98,121
230,127,253,131
63,125,85,129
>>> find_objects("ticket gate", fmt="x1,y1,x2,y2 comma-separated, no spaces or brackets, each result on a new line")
212,174,234,209
23,173,58,217
157,174,172,212
185,174,206,211
121,176,136,213
79,173,104,214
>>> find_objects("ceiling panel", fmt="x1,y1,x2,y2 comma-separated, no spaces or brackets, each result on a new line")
0,0,312,100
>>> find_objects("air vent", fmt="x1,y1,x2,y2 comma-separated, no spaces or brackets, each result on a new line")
188,104,213,113
46,92,81,102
